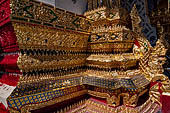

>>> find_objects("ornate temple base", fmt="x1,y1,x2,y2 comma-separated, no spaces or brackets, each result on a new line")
67,97,161,113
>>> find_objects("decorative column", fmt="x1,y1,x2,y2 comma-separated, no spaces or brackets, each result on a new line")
93,0,98,9
87,0,93,11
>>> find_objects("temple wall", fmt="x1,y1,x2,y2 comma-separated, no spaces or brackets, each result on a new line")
56,0,87,15
38,0,87,15
37,0,55,6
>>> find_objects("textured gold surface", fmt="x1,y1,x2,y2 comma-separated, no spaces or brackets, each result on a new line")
6,0,169,112
13,22,88,51
10,0,91,32
68,97,160,113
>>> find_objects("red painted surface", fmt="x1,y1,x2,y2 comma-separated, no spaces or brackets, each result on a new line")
134,40,140,48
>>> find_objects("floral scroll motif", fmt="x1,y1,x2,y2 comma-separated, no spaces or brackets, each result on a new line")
10,0,90,31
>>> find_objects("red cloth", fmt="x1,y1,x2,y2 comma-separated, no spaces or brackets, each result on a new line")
0,54,21,73
0,1,22,113
0,23,18,52
162,95,170,113
0,103,9,113
0,1,21,113
0,73,20,86
0,0,11,27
